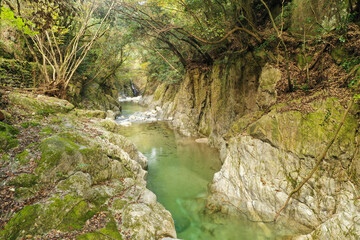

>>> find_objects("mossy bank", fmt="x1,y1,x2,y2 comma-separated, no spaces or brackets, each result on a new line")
0,91,176,240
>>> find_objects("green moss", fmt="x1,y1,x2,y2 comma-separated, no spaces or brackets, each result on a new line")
76,219,123,240
8,173,38,187
8,93,74,114
87,187,112,207
248,97,358,158
153,83,167,101
98,220,123,239
0,122,19,152
0,204,41,240
58,132,91,146
24,194,92,234
36,108,56,116
36,137,80,181
14,186,39,200
21,121,41,129
0,153,10,164
59,200,95,231
77,232,105,240
228,111,264,136
0,121,19,135
41,136,78,156
40,126,56,135
15,150,30,165
51,118,62,124
73,109,107,119
112,198,127,210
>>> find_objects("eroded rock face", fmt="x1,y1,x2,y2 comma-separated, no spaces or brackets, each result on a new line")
144,53,266,137
209,98,360,238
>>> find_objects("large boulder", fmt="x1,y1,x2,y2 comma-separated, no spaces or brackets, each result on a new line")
8,93,74,114
36,136,133,183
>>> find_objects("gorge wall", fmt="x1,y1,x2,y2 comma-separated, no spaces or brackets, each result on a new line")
143,50,360,238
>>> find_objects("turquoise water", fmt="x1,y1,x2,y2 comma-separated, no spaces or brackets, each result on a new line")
116,102,282,240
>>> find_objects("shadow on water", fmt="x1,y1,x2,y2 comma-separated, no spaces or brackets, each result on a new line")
116,102,291,240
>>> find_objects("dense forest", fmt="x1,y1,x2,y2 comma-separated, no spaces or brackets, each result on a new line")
2,0,359,98
1,0,360,239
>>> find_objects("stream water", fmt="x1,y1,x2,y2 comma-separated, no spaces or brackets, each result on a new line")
116,101,280,240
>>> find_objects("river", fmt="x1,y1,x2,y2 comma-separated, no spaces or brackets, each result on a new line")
115,101,281,240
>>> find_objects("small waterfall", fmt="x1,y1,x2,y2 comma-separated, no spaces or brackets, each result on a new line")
131,80,139,96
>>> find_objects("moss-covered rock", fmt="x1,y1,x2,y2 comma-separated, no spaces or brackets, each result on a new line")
0,194,95,239
36,137,81,182
0,204,41,240
248,98,358,158
77,220,123,240
290,0,349,34
14,186,39,200
0,121,19,152
56,172,92,196
228,110,264,137
256,64,281,110
8,173,38,187
98,119,122,133
8,92,74,114
0,110,14,123
14,150,31,166
59,199,95,232
37,136,132,184
153,83,168,102
73,109,107,119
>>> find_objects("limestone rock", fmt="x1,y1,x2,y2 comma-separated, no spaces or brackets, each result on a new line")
256,64,281,110
8,93,74,113
106,110,116,120
122,201,177,240
195,138,209,144
73,109,107,119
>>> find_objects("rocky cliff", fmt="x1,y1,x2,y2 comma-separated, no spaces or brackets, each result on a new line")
142,53,360,238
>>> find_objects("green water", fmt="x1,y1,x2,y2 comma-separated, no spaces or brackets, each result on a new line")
116,102,280,240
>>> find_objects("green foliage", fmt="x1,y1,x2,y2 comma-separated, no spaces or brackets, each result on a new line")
301,84,309,92
341,57,360,72
0,7,38,36
348,77,359,88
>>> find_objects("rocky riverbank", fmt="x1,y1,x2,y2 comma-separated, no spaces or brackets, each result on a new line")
140,60,360,239
0,91,176,240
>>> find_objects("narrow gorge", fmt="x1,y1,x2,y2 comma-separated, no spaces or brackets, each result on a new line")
1,0,360,239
